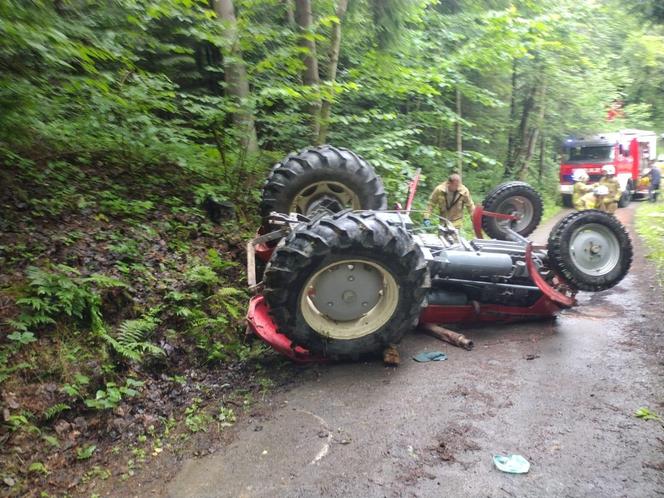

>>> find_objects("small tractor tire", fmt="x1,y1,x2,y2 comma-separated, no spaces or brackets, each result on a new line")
263,211,427,360
259,145,386,226
547,209,632,292
481,181,544,240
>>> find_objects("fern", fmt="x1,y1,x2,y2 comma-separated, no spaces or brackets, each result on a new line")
118,317,157,345
175,306,193,318
185,264,219,288
43,403,71,421
215,287,244,298
99,332,141,362
10,266,126,345
102,310,164,363
213,287,246,319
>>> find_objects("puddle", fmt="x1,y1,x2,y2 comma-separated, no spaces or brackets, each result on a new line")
563,304,621,319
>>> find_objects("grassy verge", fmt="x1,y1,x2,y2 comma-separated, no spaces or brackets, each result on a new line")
634,202,664,286
541,197,562,224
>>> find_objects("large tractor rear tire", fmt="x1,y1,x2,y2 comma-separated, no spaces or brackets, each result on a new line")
259,146,387,226
263,211,427,360
481,181,544,240
547,210,632,292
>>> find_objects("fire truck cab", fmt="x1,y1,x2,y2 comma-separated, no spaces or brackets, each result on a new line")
559,129,658,207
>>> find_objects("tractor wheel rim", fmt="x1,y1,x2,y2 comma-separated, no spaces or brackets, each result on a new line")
290,181,361,215
569,223,620,276
300,259,399,340
495,196,534,232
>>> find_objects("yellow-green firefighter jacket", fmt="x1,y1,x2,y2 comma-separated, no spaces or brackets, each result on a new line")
572,181,594,210
425,181,475,228
599,176,621,203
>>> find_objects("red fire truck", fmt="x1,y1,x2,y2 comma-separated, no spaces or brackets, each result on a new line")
559,129,658,207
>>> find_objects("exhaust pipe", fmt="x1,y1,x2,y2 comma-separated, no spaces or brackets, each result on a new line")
419,323,474,351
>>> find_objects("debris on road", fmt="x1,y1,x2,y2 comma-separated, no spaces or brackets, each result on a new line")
634,407,662,422
420,323,474,350
383,344,401,366
413,351,448,362
524,354,540,361
493,454,530,474
435,441,454,461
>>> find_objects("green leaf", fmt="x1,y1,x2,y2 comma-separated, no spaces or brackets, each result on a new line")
76,444,97,460
634,407,662,421
28,462,48,475
125,378,144,388
42,434,60,448
74,373,90,385
7,332,36,345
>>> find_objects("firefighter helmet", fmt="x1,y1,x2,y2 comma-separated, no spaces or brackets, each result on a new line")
594,185,609,196
572,169,589,182
602,164,616,176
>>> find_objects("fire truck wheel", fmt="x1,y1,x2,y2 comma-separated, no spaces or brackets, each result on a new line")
562,194,573,208
481,182,544,240
547,210,632,292
259,145,386,228
263,211,427,360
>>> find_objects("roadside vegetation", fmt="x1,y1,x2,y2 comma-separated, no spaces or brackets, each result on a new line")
1,0,663,495
635,202,664,286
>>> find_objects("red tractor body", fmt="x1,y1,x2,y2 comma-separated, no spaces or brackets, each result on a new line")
247,145,632,363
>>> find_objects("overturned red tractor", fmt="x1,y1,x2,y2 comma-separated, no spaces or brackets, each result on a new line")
246,146,633,361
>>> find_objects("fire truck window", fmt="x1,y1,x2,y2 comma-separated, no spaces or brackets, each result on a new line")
568,145,613,162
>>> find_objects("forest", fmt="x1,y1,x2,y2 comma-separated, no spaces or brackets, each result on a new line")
1,0,663,495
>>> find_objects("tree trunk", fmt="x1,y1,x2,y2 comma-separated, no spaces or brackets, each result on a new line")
514,81,546,180
284,0,296,27
510,82,536,174
504,59,519,178
294,0,321,141
317,0,350,144
456,86,463,176
214,0,258,153
538,133,545,184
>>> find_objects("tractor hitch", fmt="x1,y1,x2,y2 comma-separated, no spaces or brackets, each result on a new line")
472,205,520,239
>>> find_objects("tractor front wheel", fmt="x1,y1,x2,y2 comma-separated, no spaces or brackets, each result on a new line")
547,210,632,291
481,182,544,240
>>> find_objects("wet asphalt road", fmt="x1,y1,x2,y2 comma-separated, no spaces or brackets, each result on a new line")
166,206,664,498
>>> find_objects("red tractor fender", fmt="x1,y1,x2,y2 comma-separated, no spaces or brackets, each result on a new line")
525,243,575,308
247,295,325,363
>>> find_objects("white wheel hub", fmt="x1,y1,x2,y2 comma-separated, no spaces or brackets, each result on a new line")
300,259,399,340
569,223,620,276
495,195,534,232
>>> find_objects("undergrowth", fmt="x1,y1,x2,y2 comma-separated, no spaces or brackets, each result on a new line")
0,144,278,495
635,202,664,286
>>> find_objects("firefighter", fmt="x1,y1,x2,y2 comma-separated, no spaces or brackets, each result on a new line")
592,184,610,212
572,169,594,210
598,164,621,213
645,164,661,202
424,173,475,229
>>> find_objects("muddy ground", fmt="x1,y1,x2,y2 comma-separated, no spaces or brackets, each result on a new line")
103,206,664,497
